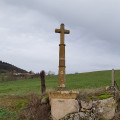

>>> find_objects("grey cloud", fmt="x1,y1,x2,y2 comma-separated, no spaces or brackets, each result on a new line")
0,0,120,73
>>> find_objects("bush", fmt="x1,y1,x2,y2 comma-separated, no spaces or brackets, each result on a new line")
19,93,50,120
6,72,16,81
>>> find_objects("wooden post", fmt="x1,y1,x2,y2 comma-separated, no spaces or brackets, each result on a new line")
112,69,115,87
40,70,46,93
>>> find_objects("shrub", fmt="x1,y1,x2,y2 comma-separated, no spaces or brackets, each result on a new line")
19,93,50,120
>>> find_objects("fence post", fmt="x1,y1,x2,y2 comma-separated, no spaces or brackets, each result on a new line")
112,69,115,87
40,70,46,94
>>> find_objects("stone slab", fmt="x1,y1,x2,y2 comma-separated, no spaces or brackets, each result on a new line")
81,100,93,110
93,97,116,119
51,98,79,120
48,91,79,100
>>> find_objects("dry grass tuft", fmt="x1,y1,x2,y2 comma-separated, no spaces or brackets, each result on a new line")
19,92,50,120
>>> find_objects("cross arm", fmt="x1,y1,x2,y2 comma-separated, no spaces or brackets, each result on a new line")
55,29,61,33
64,30,70,34
55,29,70,34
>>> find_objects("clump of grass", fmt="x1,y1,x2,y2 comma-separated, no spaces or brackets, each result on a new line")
15,99,28,112
19,92,50,120
0,107,16,120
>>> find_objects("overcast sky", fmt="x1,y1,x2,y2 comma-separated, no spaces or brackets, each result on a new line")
0,0,120,74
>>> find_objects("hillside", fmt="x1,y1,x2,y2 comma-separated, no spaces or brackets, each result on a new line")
0,61,27,73
0,70,120,96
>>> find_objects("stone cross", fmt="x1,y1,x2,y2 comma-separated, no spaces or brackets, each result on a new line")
55,23,70,90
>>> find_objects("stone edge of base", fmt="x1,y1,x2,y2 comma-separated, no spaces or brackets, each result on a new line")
48,90,79,99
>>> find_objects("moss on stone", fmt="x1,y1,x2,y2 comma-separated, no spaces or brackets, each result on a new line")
88,91,113,100
98,94,113,100
77,88,114,101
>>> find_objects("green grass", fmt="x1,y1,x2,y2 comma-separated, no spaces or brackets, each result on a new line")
0,70,120,96
0,107,17,120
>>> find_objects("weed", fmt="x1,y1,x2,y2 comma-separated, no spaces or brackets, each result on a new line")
0,107,16,120
19,93,50,120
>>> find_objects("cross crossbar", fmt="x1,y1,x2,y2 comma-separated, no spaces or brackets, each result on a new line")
55,29,70,34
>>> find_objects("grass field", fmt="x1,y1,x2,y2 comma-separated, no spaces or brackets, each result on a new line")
0,70,120,96
0,70,120,119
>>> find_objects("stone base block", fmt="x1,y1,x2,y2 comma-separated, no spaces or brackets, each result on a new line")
48,91,79,120
51,98,79,120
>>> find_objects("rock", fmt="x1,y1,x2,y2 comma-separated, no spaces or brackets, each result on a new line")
64,114,71,120
70,114,74,118
105,86,111,90
41,97,49,104
88,117,93,120
81,108,86,112
81,100,92,109
93,97,116,120
51,98,79,120
78,112,86,117
74,114,79,120
68,118,72,120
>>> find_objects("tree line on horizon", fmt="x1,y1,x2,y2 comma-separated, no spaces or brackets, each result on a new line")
0,61,27,73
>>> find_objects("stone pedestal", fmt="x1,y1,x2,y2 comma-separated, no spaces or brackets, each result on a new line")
48,91,79,120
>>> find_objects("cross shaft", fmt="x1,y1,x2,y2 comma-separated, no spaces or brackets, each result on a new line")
55,23,70,90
